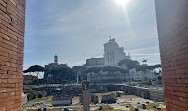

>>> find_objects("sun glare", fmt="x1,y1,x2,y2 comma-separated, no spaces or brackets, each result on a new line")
115,0,129,6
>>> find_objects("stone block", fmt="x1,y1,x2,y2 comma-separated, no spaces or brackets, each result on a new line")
101,93,116,104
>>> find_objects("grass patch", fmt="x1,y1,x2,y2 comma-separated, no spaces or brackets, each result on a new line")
93,105,125,111
46,108,62,111
25,108,62,111
120,104,136,111
29,96,52,103
22,96,53,108
69,107,83,111
158,102,166,106
94,92,116,96
137,103,166,111
69,105,126,111
24,109,38,111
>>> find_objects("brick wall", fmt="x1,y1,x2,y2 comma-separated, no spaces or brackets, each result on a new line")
155,0,188,111
0,0,25,111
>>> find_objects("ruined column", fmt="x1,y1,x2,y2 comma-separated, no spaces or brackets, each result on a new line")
82,81,90,111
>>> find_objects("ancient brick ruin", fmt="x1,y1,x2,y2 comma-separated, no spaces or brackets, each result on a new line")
0,0,25,110
155,0,188,110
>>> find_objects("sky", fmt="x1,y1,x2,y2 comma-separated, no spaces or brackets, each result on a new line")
24,0,161,70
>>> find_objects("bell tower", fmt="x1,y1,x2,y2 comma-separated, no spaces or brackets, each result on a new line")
54,55,58,64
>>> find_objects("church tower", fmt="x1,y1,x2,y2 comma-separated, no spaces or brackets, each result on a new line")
54,55,58,64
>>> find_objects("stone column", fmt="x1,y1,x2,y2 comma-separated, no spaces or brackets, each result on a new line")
82,81,90,111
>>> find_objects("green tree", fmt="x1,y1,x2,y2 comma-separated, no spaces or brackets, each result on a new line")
23,65,44,85
118,59,140,70
136,64,161,72
118,59,161,71
45,64,75,84
23,65,44,73
158,76,162,81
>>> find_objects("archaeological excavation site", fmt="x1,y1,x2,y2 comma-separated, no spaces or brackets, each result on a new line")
0,0,188,111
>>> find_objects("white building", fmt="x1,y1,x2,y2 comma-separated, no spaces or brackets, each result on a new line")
86,58,104,66
129,68,156,81
85,37,130,67
86,69,157,83
87,71,127,83
104,38,130,66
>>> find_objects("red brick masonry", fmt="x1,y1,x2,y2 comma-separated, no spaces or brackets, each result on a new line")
155,0,188,111
0,0,25,110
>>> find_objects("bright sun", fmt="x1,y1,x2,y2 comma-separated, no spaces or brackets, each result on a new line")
115,0,129,6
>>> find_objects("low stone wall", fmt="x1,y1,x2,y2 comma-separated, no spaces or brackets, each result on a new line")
93,85,165,102
27,84,164,102
91,85,164,102
90,94,99,104
149,89,164,102
101,93,116,104
123,86,164,102
123,86,150,99
52,96,72,106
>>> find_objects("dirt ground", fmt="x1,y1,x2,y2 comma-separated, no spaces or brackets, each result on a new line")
22,92,166,111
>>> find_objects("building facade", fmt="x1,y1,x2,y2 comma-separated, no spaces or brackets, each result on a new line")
87,69,157,84
86,58,104,67
129,69,156,81
44,55,59,82
87,71,127,83
85,38,130,67
0,0,26,110
44,61,59,81
155,0,188,110
23,75,38,85
104,38,130,66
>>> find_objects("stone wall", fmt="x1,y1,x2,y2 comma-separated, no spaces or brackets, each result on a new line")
101,93,116,104
123,86,164,102
0,0,25,111
52,96,72,106
123,86,150,99
90,84,164,102
149,89,164,102
32,84,164,102
155,0,188,110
